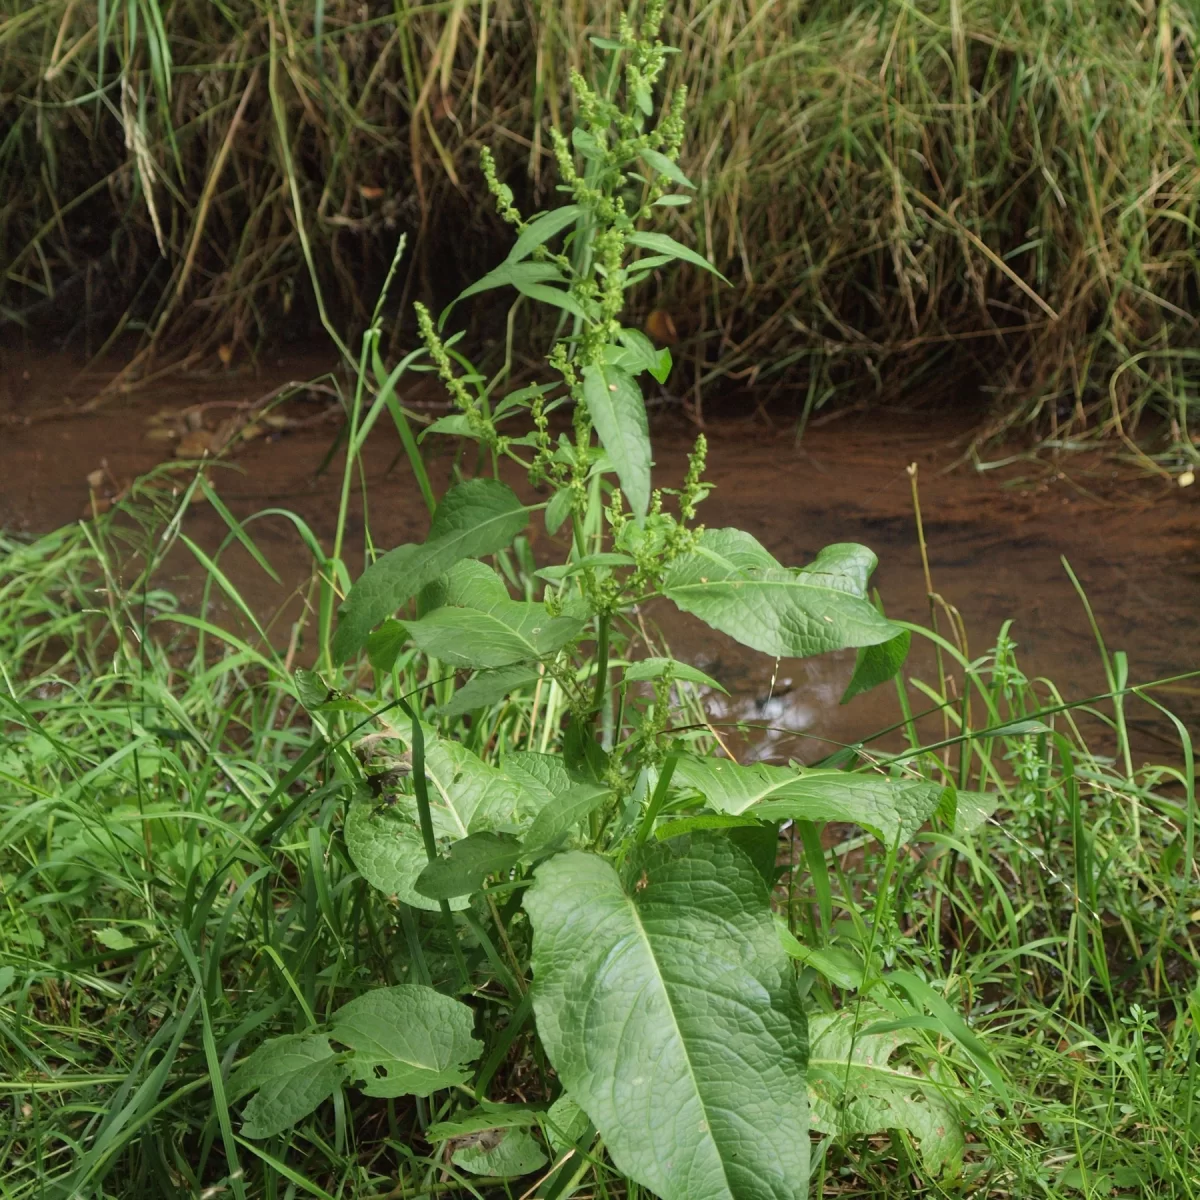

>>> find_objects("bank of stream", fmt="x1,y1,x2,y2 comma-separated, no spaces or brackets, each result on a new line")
3,350,1197,764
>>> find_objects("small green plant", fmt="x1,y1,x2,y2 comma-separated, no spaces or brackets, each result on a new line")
228,7,994,1194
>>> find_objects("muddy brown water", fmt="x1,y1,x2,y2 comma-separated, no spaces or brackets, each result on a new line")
3,351,1198,765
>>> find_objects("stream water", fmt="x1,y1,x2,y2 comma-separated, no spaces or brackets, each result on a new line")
3,351,1197,763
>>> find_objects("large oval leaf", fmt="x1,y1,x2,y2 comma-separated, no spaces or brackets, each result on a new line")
661,528,898,658
525,838,809,1200
582,362,652,518
674,756,943,846
333,480,528,662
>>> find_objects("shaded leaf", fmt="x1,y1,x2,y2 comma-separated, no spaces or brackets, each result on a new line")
439,665,541,718
405,600,584,668
525,838,809,1200
524,783,612,853
343,800,467,913
625,656,727,694
415,832,524,899
842,628,910,704
367,619,409,673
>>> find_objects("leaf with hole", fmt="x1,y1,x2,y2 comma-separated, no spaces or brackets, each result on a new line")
525,837,810,1200
330,984,482,1098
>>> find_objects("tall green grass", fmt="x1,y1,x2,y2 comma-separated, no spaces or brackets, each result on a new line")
2,1,1198,459
1,450,1197,1196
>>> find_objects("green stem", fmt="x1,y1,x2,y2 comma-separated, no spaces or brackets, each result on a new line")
590,611,611,716
397,697,469,988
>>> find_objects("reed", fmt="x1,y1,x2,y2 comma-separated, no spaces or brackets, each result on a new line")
2,0,1198,458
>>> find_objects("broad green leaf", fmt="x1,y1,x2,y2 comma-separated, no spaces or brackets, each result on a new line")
842,629,911,704
440,664,540,717
452,1128,548,1177
415,831,524,899
293,668,330,711
420,559,510,614
808,1008,964,1175
654,194,693,207
343,799,467,912
330,985,482,1098
367,619,409,673
673,755,943,845
535,552,635,583
544,1094,591,1156
639,148,696,189
953,790,999,836
624,656,727,694
628,231,730,284
428,1106,540,1139
405,600,584,668
582,363,651,518
420,413,478,441
233,1034,346,1139
501,751,578,810
507,206,583,264
525,838,810,1200
523,783,612,853
612,327,673,384
661,528,898,658
798,543,880,595
333,480,527,662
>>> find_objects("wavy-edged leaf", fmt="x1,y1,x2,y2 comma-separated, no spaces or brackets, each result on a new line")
511,278,592,322
406,599,584,668
333,480,527,662
674,755,942,845
628,231,730,284
442,261,567,326
582,363,651,518
525,837,809,1200
330,984,482,1098
233,1034,346,1139
808,1007,964,1175
661,528,898,658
